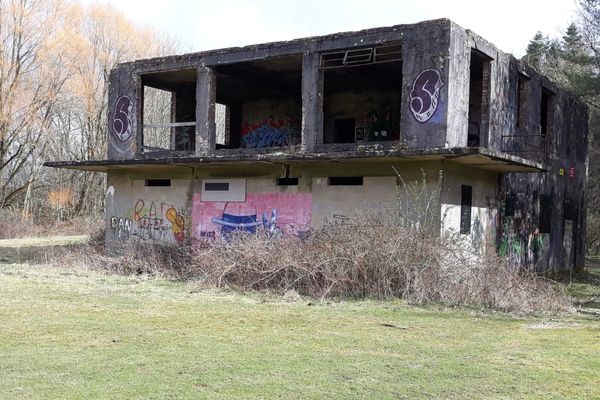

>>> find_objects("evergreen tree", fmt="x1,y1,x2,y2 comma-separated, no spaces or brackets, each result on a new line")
522,32,550,70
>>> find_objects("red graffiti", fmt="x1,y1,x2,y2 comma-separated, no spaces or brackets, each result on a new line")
241,118,293,135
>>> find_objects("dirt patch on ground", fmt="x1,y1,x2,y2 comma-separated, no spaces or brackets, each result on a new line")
525,321,582,330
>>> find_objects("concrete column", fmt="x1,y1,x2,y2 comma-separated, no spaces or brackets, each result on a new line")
133,74,143,157
196,66,216,154
107,66,139,160
301,51,323,152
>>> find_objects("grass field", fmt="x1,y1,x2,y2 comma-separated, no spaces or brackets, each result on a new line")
0,259,599,399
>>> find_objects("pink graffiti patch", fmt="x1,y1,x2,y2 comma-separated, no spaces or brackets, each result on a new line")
192,192,312,240
409,68,444,123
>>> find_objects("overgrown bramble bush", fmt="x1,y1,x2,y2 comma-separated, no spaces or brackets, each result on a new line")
186,218,569,312
55,211,571,313
0,208,102,239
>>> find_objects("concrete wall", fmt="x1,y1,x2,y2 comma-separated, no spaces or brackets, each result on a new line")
498,90,589,271
107,65,139,159
105,160,443,240
440,162,499,256
400,22,451,148
105,160,500,262
444,26,589,270
240,98,301,148
105,168,193,245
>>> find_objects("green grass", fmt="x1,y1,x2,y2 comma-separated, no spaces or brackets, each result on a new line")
0,262,598,400
567,260,600,309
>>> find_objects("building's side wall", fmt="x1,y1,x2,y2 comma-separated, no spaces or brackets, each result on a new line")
447,26,589,271
498,91,589,272
440,162,499,256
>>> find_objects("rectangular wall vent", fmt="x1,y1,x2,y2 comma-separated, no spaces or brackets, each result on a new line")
319,43,402,69
204,182,230,191
277,177,299,186
328,177,364,186
145,179,171,187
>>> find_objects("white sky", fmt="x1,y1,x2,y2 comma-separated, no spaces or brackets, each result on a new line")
89,0,579,57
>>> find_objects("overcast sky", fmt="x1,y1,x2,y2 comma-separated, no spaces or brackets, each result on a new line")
91,0,579,57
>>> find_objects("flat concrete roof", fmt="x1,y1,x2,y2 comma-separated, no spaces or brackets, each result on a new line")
44,147,546,173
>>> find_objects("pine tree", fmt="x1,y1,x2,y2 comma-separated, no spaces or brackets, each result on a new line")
522,32,550,70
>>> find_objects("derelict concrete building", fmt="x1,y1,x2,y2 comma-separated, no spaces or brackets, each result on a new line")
45,19,589,272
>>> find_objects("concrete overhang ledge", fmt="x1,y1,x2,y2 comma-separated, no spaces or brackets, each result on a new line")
44,147,546,173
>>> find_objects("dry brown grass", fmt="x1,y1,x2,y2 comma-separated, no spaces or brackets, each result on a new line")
0,209,102,239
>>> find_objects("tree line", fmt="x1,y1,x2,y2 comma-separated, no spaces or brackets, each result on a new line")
0,0,177,223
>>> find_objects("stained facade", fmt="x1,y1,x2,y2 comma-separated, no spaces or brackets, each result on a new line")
45,19,589,272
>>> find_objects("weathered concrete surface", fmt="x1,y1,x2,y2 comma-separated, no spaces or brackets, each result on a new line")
47,17,589,272
107,65,139,159
103,160,500,255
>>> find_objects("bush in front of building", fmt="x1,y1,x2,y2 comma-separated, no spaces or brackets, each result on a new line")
53,210,571,314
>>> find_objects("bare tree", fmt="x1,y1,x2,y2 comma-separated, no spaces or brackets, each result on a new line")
0,0,72,210
0,0,179,223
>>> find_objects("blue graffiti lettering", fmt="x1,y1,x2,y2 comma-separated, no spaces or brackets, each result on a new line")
243,124,289,148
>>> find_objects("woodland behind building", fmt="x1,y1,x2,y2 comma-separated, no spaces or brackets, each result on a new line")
0,0,178,226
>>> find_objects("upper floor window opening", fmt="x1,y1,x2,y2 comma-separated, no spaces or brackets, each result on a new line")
214,54,303,151
321,43,403,145
467,49,492,147
141,68,197,153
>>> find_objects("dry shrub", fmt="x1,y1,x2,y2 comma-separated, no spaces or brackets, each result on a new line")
51,240,192,278
0,209,102,239
187,216,570,313
55,211,571,313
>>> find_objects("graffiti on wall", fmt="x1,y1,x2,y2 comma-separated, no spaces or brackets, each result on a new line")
355,108,396,141
241,118,297,148
112,95,133,142
409,68,444,123
110,199,189,244
192,192,312,240
497,189,549,269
